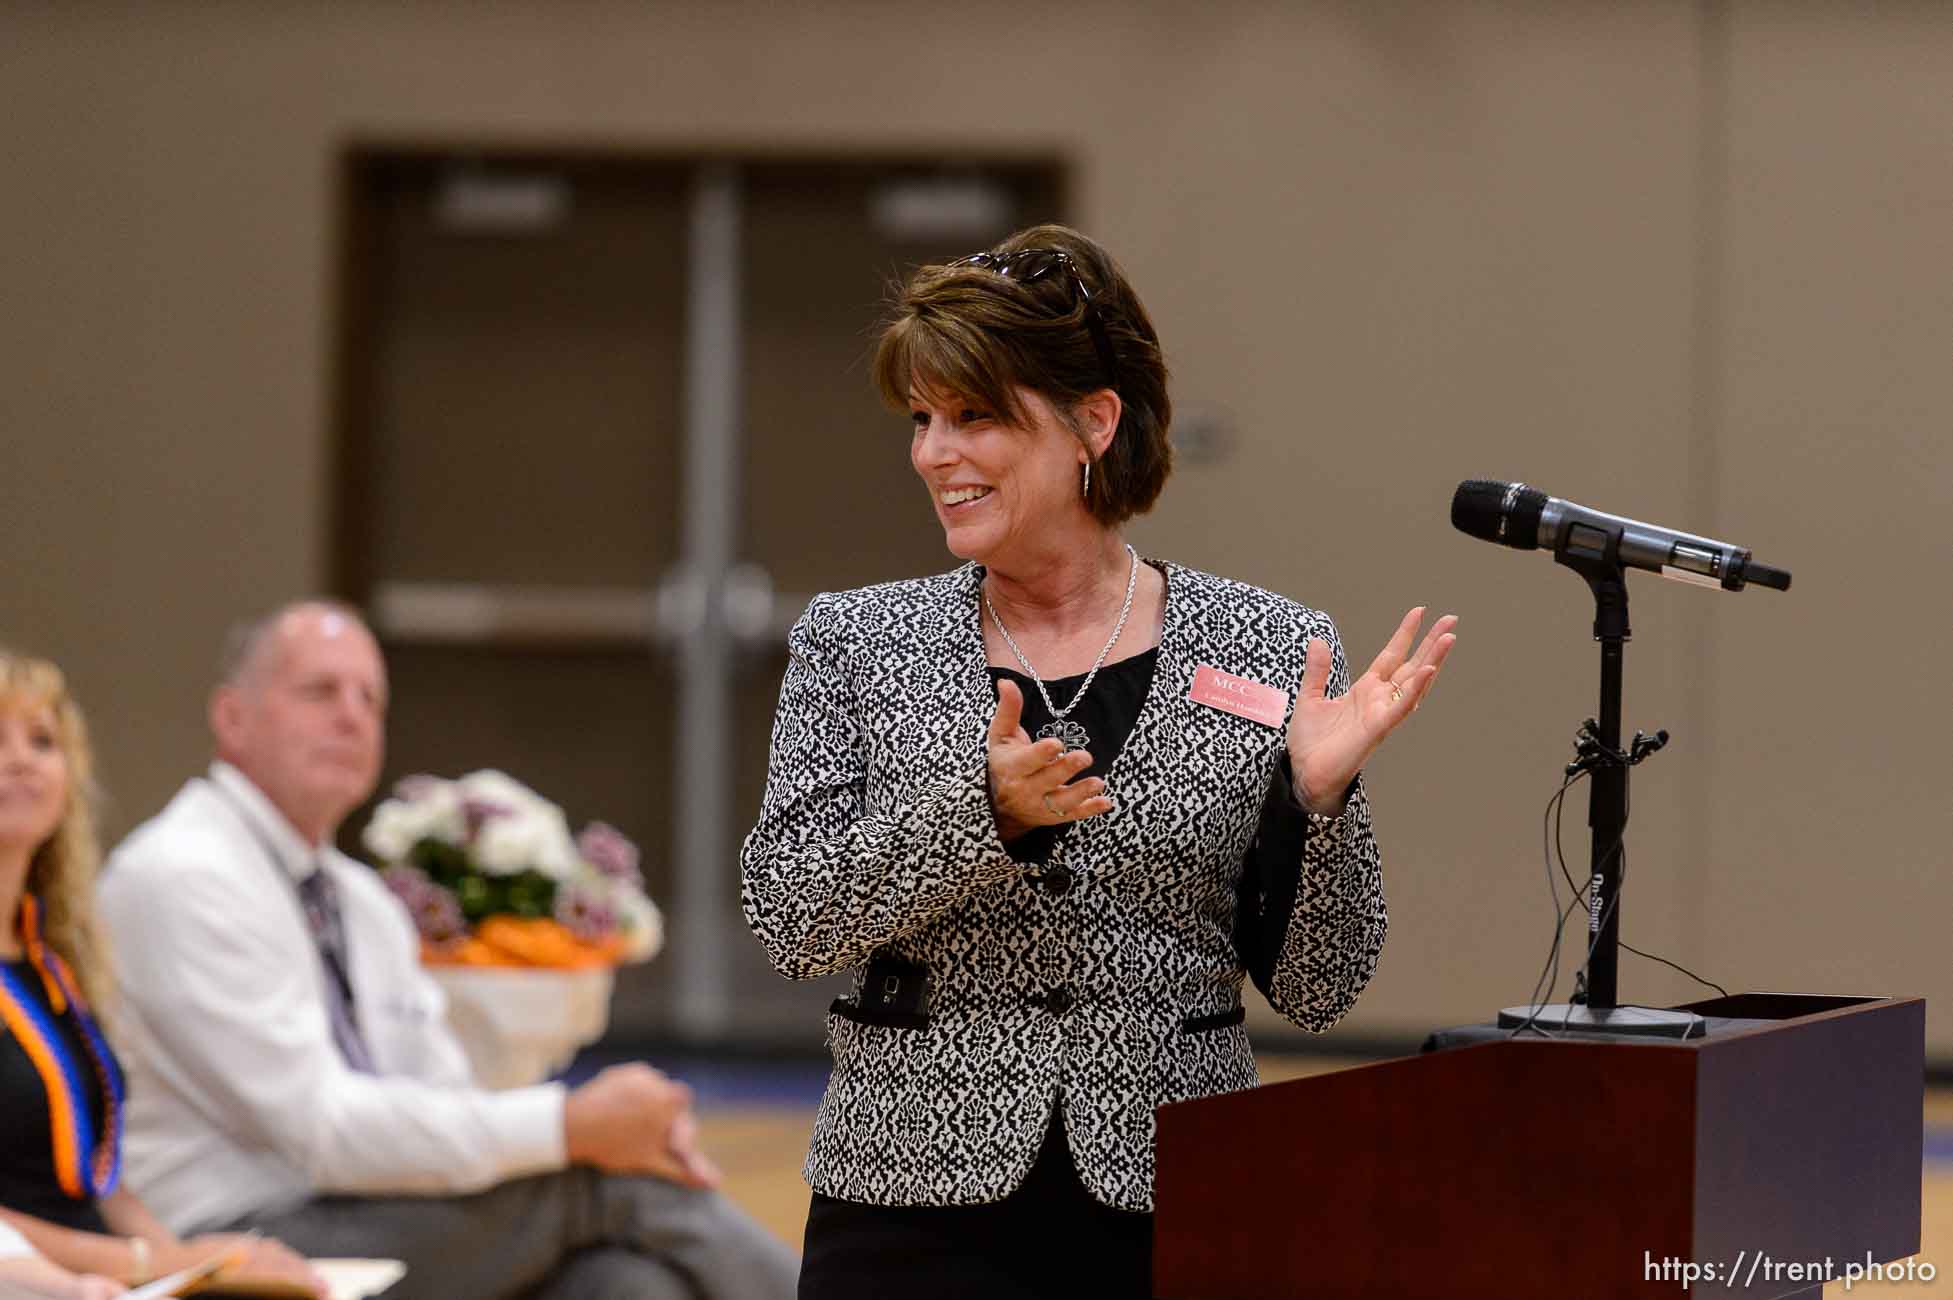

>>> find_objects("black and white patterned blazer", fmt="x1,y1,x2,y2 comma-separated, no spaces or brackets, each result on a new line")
741,558,1387,1212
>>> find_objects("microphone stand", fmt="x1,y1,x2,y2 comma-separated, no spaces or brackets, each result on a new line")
1498,526,1698,1036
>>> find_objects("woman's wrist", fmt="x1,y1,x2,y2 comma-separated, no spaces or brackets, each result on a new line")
1290,772,1351,820
1295,789,1343,820
988,787,1032,843
147,1237,203,1281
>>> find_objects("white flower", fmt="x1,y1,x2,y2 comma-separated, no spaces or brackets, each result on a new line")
471,810,577,879
469,815,530,876
455,769,542,813
362,778,465,862
531,817,582,880
458,771,582,880
362,802,417,862
611,885,664,963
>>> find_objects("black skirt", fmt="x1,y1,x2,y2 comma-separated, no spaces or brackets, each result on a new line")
798,1113,1153,1300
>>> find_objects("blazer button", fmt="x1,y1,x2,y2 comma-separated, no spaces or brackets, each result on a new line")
1043,866,1074,896
1044,986,1075,1016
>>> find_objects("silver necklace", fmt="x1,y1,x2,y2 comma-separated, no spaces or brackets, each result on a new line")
983,543,1139,753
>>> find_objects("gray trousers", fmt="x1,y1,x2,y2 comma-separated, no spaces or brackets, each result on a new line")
226,1168,798,1300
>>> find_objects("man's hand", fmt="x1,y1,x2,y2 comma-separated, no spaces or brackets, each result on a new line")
564,1063,722,1189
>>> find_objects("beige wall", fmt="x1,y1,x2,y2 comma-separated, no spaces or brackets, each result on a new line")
4,4,1949,1047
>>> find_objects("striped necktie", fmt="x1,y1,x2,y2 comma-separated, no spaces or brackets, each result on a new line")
296,864,377,1073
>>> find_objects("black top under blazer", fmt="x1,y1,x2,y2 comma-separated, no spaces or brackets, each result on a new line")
740,558,1388,1212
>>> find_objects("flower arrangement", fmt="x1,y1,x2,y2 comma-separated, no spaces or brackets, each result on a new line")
362,770,663,969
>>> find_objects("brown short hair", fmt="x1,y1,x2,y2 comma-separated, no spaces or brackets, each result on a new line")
873,224,1172,526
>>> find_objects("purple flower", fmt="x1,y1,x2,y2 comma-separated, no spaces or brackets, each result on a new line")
554,882,618,944
461,797,513,842
380,863,432,906
381,865,467,943
577,822,642,887
414,888,467,943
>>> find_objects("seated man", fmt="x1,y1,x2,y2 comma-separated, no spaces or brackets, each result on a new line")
99,601,796,1300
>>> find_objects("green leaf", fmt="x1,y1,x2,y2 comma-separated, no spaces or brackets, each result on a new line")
504,871,558,919
455,874,496,922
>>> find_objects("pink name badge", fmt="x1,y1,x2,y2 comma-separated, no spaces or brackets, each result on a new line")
1187,665,1289,729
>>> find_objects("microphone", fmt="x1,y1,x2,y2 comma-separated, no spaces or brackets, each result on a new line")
1451,479,1791,592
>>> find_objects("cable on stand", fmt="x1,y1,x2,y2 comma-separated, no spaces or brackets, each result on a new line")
1496,522,1698,1037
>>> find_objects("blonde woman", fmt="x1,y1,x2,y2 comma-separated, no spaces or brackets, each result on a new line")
0,650,321,1295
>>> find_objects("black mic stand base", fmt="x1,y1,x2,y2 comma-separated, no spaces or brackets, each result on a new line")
1497,1004,1703,1038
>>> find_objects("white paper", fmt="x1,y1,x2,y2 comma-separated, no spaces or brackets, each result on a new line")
123,1249,232,1300
316,1259,408,1300
120,1254,404,1300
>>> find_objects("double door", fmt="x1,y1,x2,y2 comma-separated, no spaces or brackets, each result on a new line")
334,149,1063,1043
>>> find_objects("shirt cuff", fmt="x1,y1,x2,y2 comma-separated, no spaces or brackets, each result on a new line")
489,1082,569,1177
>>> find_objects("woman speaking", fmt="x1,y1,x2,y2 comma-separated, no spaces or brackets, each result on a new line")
742,225,1456,1298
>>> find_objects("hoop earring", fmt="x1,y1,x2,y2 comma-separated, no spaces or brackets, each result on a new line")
1082,461,1091,501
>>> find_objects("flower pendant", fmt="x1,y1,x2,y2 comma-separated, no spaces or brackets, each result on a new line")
1038,719,1091,753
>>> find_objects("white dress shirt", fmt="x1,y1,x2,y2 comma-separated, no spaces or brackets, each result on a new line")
99,763,566,1233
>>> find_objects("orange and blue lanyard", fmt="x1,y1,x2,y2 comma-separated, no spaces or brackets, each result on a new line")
0,895,123,1199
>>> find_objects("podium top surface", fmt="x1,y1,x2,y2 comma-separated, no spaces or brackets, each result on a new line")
1427,992,1913,1055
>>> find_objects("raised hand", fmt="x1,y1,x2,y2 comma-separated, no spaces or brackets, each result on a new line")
1286,607,1458,814
986,678,1113,842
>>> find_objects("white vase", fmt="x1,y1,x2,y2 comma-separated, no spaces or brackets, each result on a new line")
426,964,616,1089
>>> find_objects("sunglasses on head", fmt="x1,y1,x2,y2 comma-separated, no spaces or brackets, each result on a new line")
951,248,1120,394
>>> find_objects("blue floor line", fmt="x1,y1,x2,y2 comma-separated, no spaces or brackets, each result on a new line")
558,1049,832,1108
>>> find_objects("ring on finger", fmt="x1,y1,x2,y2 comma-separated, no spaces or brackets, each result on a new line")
1389,680,1406,704
1041,791,1064,819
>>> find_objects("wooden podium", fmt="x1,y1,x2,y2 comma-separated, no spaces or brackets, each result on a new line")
1154,995,1923,1299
